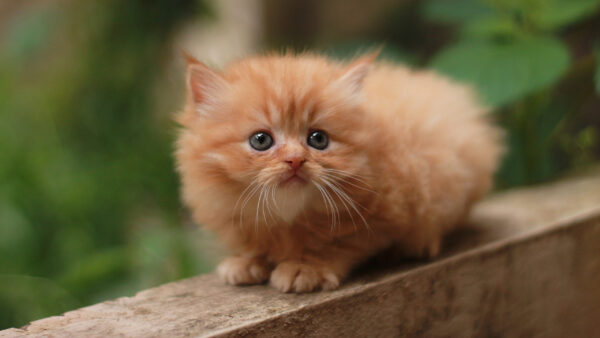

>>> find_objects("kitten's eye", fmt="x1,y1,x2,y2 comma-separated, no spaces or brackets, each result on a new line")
249,132,274,151
307,130,329,150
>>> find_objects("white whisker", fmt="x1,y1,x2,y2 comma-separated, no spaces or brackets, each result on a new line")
321,172,377,194
322,168,374,188
313,181,338,231
321,177,358,231
270,183,278,212
321,176,372,234
255,187,266,232
234,179,259,228
239,181,261,229
265,184,277,225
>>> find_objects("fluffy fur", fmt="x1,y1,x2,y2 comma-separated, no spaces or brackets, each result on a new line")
175,52,503,293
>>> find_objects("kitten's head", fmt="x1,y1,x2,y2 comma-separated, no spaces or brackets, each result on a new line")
177,52,377,223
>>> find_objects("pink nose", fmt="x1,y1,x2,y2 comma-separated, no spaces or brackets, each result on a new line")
285,157,305,171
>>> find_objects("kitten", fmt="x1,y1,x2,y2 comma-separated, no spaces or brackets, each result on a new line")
175,51,503,293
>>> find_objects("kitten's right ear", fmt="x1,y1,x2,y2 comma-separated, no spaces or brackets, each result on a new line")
335,50,379,96
183,50,228,111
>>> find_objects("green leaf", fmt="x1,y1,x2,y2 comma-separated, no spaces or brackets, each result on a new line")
461,16,521,39
533,0,600,30
423,0,494,23
431,36,570,106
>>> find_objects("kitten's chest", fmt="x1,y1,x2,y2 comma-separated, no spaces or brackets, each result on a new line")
272,188,309,224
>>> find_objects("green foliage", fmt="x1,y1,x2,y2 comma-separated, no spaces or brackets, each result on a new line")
0,275,78,329
531,0,600,30
432,37,569,106
423,0,494,23
426,0,586,107
0,0,212,329
424,0,600,31
422,0,599,187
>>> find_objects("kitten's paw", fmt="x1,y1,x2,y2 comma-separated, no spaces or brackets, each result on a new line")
270,261,340,293
217,256,270,286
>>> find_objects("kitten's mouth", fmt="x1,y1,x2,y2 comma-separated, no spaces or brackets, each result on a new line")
280,173,307,187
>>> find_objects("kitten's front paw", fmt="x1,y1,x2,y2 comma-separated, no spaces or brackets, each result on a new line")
217,256,271,286
270,261,340,293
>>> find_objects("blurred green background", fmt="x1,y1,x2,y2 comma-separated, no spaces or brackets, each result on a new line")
0,0,598,330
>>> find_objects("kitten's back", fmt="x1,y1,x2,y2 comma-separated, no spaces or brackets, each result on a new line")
363,64,503,233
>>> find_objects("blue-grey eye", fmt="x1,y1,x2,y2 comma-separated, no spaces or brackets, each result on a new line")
307,130,329,150
249,132,273,151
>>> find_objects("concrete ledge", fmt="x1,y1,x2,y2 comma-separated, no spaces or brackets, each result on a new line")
3,171,600,337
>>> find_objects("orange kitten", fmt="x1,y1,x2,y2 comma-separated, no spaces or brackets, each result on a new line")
175,52,503,293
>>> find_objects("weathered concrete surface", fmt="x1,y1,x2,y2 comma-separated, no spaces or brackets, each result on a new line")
3,171,600,337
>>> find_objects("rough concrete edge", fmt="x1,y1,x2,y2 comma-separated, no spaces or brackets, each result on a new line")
207,206,600,337
3,174,599,336
6,208,600,337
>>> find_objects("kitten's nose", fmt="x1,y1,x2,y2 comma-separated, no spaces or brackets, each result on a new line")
284,156,305,171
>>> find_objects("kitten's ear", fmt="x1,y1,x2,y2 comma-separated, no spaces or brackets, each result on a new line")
336,51,379,94
183,50,227,110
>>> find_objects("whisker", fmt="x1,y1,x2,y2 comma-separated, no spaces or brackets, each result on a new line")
233,179,257,216
234,179,259,228
261,186,270,225
240,182,261,229
321,170,374,210
321,172,377,194
265,184,277,225
321,180,341,231
322,168,372,183
321,177,357,231
325,184,340,230
270,183,278,213
321,176,372,234
254,187,262,233
322,168,376,191
325,178,371,212
313,181,337,231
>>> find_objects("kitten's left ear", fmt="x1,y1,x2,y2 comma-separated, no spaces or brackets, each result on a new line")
336,51,379,94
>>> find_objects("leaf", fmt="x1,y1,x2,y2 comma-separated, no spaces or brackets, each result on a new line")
431,36,570,106
422,0,494,24
533,0,600,30
461,16,521,39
